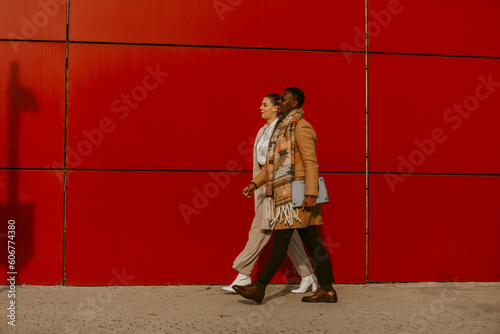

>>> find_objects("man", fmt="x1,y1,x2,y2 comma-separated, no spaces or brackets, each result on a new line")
234,87,337,304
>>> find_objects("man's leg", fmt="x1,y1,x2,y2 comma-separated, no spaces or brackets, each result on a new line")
255,229,294,293
297,226,335,290
287,229,314,278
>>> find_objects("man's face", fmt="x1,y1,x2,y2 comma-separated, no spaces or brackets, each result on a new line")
279,90,297,115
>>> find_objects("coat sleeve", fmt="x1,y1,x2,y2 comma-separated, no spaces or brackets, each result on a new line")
252,125,266,177
251,167,266,189
296,120,319,196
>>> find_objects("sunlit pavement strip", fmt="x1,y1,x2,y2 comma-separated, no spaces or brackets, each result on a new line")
0,282,499,333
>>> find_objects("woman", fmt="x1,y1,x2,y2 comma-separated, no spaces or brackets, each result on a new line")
223,93,317,293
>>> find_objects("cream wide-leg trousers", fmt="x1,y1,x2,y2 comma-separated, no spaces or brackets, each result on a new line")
232,197,313,278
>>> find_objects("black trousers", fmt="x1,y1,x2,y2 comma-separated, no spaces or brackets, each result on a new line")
257,225,335,288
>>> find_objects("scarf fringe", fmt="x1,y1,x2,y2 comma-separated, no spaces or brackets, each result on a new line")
265,197,301,229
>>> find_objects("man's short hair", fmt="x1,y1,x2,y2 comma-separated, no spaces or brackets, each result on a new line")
284,87,305,108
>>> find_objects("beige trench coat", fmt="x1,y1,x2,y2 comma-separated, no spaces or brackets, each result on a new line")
252,118,323,230
253,124,270,230
252,125,270,230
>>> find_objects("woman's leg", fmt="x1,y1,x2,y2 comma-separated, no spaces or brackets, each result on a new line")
255,229,294,292
232,214,273,276
233,201,273,276
297,226,335,289
287,230,313,278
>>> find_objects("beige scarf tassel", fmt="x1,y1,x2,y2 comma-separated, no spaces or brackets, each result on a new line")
265,197,301,229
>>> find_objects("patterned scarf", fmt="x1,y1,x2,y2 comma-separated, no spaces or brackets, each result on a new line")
264,108,304,228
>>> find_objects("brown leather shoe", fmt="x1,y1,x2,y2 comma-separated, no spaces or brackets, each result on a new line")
301,288,338,303
233,283,264,304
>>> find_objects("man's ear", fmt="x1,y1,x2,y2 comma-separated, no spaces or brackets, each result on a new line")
292,99,298,108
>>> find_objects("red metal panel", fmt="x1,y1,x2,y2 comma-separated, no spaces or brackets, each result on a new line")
69,0,365,51
67,43,365,172
0,170,64,284
368,0,500,57
368,174,500,282
65,171,365,285
369,54,500,176
0,0,66,42
0,41,66,168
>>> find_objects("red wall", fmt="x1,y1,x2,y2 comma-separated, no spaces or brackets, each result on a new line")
0,0,498,285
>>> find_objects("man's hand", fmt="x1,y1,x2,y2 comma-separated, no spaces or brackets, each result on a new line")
302,196,316,210
242,183,257,198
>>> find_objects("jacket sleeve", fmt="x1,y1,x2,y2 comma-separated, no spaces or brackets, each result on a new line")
296,120,319,196
251,167,267,189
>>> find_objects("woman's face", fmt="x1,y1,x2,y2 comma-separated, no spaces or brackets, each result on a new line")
260,97,278,121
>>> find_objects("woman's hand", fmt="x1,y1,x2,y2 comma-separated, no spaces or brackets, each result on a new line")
242,183,256,198
302,196,316,210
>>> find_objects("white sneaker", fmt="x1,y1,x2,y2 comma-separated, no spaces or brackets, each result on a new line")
291,274,318,293
222,273,251,292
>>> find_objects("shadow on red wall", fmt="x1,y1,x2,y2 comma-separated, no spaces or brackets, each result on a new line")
1,62,37,282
